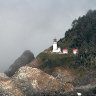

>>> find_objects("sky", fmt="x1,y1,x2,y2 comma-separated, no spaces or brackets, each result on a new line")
0,0,96,72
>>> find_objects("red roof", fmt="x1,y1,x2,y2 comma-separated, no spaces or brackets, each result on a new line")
73,49,78,51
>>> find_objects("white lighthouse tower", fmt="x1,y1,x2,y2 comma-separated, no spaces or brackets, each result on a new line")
52,38,61,53
53,38,57,52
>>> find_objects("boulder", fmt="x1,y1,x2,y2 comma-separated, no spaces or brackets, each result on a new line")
5,50,35,77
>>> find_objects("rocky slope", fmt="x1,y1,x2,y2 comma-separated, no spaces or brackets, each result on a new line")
13,66,65,92
0,73,23,96
0,69,96,96
0,66,74,96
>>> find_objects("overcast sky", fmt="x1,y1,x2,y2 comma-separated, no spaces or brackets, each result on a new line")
0,0,96,72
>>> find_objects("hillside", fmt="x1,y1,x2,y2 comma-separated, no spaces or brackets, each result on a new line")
29,10,96,95
58,10,96,68
1,10,96,96
35,10,96,71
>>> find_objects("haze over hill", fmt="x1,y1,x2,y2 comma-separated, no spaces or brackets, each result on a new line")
0,0,96,72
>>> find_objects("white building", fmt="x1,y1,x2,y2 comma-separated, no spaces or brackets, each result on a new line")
73,49,78,54
77,92,82,96
52,38,61,53
63,49,68,54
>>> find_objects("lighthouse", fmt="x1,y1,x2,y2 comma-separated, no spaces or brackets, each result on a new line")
52,38,61,53
53,38,57,52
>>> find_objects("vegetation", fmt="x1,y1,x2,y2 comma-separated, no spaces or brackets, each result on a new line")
37,52,78,69
59,10,96,68
37,10,96,70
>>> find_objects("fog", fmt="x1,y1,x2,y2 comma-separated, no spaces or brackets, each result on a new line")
0,0,96,72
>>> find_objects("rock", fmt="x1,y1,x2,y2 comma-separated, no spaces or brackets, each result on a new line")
0,73,23,96
29,58,41,68
74,69,96,86
13,66,66,95
0,73,9,79
50,67,76,83
5,50,35,77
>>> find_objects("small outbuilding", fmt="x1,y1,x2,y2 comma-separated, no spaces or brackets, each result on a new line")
73,48,78,54
63,49,68,54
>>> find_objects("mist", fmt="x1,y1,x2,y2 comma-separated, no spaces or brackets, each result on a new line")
0,0,96,72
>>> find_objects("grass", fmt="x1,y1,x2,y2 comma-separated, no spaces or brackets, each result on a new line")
37,52,78,69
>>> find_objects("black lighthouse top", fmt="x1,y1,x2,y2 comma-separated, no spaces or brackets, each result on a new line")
53,38,57,42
